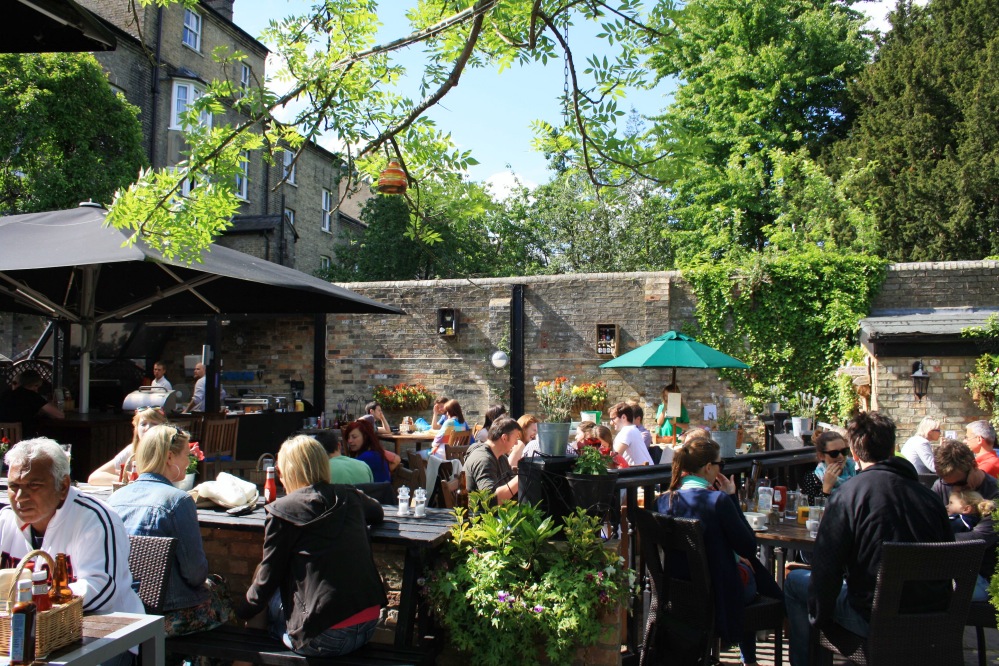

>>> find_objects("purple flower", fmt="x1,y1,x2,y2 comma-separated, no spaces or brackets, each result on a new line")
533,605,544,613
497,591,509,603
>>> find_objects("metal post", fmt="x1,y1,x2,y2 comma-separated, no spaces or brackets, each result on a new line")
313,313,326,414
510,284,525,418
205,317,220,413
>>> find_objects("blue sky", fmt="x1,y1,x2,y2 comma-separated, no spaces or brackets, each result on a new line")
232,1,901,193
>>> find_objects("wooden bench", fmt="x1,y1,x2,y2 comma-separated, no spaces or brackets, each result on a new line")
165,626,435,666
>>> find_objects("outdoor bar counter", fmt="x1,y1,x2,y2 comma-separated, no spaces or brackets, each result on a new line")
36,411,306,481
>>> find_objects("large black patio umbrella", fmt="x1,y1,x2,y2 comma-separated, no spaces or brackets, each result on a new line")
0,204,403,410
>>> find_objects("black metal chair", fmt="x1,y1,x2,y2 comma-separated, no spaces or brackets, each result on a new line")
127,535,176,614
813,539,986,665
968,600,997,666
632,508,785,666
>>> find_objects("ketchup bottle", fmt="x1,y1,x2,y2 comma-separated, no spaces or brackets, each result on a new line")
128,461,139,482
264,467,277,504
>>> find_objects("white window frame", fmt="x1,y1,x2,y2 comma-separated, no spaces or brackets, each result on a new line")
240,64,251,95
170,80,211,129
284,207,295,227
320,255,332,271
234,151,249,201
321,189,334,233
283,150,296,185
182,9,201,51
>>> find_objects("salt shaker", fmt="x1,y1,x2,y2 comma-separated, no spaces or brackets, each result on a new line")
413,488,427,518
397,486,411,516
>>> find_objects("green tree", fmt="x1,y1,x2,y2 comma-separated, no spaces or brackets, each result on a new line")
831,0,999,260
0,53,146,214
646,0,873,261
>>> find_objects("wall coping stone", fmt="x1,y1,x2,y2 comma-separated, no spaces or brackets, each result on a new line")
336,270,684,290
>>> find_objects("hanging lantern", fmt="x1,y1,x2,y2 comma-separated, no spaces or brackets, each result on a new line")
377,160,407,194
911,360,930,400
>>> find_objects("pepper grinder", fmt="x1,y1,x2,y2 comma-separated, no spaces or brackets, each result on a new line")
413,488,427,518
397,486,411,516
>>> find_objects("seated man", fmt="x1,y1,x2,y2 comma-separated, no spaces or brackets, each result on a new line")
312,430,374,485
464,417,521,504
0,370,64,436
933,438,999,601
360,401,391,434
966,420,999,479
784,412,951,666
0,438,143,614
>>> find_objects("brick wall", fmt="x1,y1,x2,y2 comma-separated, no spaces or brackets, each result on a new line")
872,260,999,310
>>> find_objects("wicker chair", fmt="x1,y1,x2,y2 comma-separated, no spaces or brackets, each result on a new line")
200,418,239,482
0,422,22,446
127,535,176,614
813,540,986,665
632,508,785,666
967,600,997,666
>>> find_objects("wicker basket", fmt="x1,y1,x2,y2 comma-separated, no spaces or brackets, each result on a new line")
0,550,83,657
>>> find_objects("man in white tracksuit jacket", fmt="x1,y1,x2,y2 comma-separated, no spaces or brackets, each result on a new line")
0,438,143,615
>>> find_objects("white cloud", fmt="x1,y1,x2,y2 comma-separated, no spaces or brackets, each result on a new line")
857,0,928,34
485,171,536,200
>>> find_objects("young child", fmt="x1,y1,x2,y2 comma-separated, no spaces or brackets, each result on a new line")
947,489,995,534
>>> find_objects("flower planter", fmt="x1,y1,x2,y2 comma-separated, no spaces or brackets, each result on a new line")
537,422,571,456
174,473,196,491
567,471,619,515
714,430,738,458
790,416,811,438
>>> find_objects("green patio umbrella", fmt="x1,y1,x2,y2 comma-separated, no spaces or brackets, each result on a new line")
600,330,750,384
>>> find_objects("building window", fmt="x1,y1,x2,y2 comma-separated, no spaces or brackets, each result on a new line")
320,255,332,271
322,189,334,232
171,80,211,129
240,64,251,94
284,207,295,226
234,151,249,200
182,9,201,51
283,150,296,185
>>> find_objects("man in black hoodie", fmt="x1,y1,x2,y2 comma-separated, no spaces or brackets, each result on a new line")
785,412,952,665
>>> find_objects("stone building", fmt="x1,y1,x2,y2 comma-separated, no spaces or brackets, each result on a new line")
75,0,369,275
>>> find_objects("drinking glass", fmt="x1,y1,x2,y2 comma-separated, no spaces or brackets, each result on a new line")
806,519,820,538
784,490,800,521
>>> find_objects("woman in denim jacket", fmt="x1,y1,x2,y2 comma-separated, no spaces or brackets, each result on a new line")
108,424,231,635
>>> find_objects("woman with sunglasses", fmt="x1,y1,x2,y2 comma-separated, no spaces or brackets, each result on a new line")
88,407,169,485
900,416,941,474
800,430,858,503
656,437,781,666
108,425,231,635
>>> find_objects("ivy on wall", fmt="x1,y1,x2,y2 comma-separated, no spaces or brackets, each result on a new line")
684,249,886,416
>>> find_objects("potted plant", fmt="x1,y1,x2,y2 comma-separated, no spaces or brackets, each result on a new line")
174,441,204,491
571,380,608,419
785,391,824,437
966,354,999,427
371,383,435,417
425,493,637,666
566,444,619,515
535,376,574,455
712,395,742,457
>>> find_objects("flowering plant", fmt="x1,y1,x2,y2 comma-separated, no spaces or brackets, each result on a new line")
372,383,434,411
784,391,825,419
425,494,636,666
571,381,608,405
535,376,574,422
186,442,204,474
573,444,612,475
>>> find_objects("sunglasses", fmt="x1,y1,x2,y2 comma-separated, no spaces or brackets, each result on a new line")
135,406,164,414
824,448,848,458
711,459,725,471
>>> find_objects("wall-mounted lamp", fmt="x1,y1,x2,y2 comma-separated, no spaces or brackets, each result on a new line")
911,360,930,400
491,350,509,369
437,308,457,337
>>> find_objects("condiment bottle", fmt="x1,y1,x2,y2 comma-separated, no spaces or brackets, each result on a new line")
10,579,36,666
397,486,411,516
413,488,427,518
31,570,51,612
263,467,277,504
48,553,73,604
128,461,139,482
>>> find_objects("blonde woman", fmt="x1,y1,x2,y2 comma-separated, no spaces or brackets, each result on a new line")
900,417,941,474
108,425,231,636
235,436,386,657
508,413,540,468
88,407,169,485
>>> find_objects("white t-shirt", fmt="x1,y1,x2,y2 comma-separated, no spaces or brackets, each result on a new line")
614,424,654,466
151,376,172,391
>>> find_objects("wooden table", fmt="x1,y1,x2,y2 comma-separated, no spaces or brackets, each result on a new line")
754,519,815,588
7,612,166,666
378,431,435,456
196,501,455,648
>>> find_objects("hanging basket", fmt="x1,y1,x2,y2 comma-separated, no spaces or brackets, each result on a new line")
377,160,408,194
0,550,83,658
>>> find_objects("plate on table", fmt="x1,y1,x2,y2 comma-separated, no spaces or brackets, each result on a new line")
752,525,768,532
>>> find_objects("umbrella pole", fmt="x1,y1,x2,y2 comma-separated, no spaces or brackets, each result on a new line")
671,367,676,386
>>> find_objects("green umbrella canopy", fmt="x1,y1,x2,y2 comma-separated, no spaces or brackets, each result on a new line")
600,330,749,383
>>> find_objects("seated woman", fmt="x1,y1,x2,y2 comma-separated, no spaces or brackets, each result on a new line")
900,416,941,474
800,430,857,503
427,399,469,458
507,414,540,468
475,404,507,443
108,424,230,636
235,435,386,657
342,419,391,483
656,437,782,666
88,407,168,485
565,420,597,457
